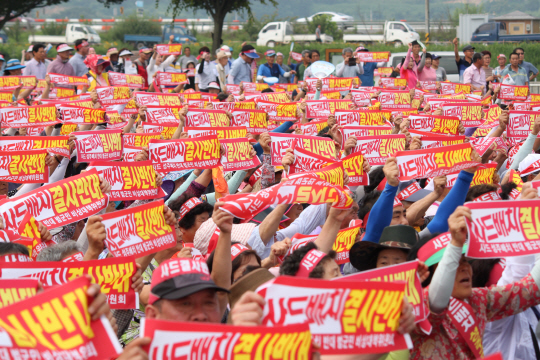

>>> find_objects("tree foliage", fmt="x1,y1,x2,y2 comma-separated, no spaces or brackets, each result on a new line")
305,14,341,39
448,4,485,26
0,0,122,30
161,0,277,52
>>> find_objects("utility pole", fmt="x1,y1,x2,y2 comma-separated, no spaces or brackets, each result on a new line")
425,0,430,42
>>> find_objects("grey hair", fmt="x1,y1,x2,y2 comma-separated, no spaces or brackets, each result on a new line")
37,240,81,262
342,47,353,56
301,50,312,57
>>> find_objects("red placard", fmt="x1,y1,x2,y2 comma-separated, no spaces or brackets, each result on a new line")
305,77,354,92
260,276,410,355
259,92,291,103
96,86,132,105
300,119,328,136
149,136,220,171
269,133,335,166
0,136,69,157
220,175,352,219
0,257,138,309
144,105,183,124
287,161,346,187
60,105,106,124
220,138,262,171
420,81,438,91
0,150,48,183
395,143,479,180
185,126,247,140
89,160,163,201
331,224,362,264
0,76,23,90
109,72,145,88
288,145,337,175
185,109,230,127
379,78,407,89
352,134,407,165
231,109,268,134
357,51,390,62
143,122,177,139
0,276,122,358
378,90,411,109
290,51,304,62
337,260,427,324
155,43,182,55
471,137,498,156
48,72,88,86
305,99,352,117
343,152,369,186
465,199,540,258
498,84,529,101
135,91,181,106
0,278,38,308
211,101,235,111
242,82,269,92
225,84,240,95
408,114,461,135
442,103,483,127
141,319,312,359
0,168,107,230
123,132,161,148
101,200,175,258
507,110,540,138
334,109,387,126
257,100,298,121
340,125,393,141
73,129,123,162
440,82,471,94
0,105,59,127
407,130,466,150
155,71,188,86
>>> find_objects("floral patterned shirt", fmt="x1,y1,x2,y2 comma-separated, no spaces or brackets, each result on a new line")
411,274,540,360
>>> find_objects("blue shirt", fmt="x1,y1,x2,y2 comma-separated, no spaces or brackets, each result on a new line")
521,61,538,81
230,57,252,84
456,57,472,82
257,63,285,78
501,65,529,86
359,62,378,87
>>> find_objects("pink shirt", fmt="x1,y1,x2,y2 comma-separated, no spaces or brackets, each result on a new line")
400,48,418,90
463,64,486,90
418,66,437,82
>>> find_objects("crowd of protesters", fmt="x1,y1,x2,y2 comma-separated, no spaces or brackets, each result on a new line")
1,34,540,360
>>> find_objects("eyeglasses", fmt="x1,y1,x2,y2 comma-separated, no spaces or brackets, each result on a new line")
516,52,524,55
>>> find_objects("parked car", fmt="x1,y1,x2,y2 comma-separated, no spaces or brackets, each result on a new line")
296,12,354,28
28,24,100,44
256,21,333,48
344,21,420,46
124,25,198,50
388,51,462,83
471,22,540,42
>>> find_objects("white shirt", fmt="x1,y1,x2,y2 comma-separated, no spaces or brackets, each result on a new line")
195,61,216,90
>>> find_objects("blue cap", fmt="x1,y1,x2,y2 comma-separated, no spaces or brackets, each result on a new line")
5,59,25,71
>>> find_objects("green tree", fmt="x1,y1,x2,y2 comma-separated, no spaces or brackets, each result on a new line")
0,0,122,30
448,4,485,26
162,0,277,53
41,22,66,35
306,14,341,40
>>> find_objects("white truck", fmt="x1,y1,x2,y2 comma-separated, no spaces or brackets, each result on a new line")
28,24,101,45
343,21,419,46
256,21,333,48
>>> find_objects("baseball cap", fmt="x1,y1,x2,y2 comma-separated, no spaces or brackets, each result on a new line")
264,50,276,57
208,81,221,90
497,54,506,59
431,54,441,60
56,43,73,53
241,45,259,59
462,45,475,52
219,45,232,56
5,59,25,71
119,49,133,57
139,48,152,54
149,258,228,305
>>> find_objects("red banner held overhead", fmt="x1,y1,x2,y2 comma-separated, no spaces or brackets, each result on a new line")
185,109,230,127
408,114,461,135
335,110,387,126
0,136,69,157
305,77,355,92
395,143,479,180
0,105,59,127
288,145,336,175
143,122,177,139
0,76,23,90
155,43,183,55
0,277,122,359
378,90,411,109
507,111,540,138
123,132,161,148
109,72,145,88
357,51,391,62
440,82,471,94
60,105,106,124
352,135,407,165
305,99,352,117
149,136,220,171
343,152,369,186
256,100,298,122
231,109,268,134
220,138,261,172
269,133,335,166
0,150,48,183
498,84,529,101
0,278,39,308
155,72,188,86
101,200,175,258
184,126,247,140
379,78,408,89
48,73,89,86
135,91,181,106
73,129,123,162
442,103,482,127
0,168,107,230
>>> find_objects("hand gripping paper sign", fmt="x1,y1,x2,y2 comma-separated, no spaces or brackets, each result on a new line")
442,103,482,127
101,200,175,258
305,99,352,118
0,278,39,308
0,136,69,157
0,149,48,183
331,224,362,264
257,100,298,122
109,72,145,88
220,175,352,220
352,134,407,166
135,91,181,107
155,43,182,56
144,105,183,124
336,260,427,324
378,90,411,110
149,136,220,172
440,82,471,95
259,276,411,355
231,109,267,134
498,84,529,101
0,276,122,359
73,129,123,162
0,168,107,230
343,152,369,186
395,143,480,181
60,105,106,124
287,162,346,188
96,86,131,105
464,199,540,258
408,114,461,135
357,51,390,62
48,73,88,86
88,160,163,201
335,110,387,126
155,72,188,86
270,133,336,166
0,105,59,128
220,138,261,172
0,256,138,309
185,109,230,127
141,319,312,360
507,111,540,138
